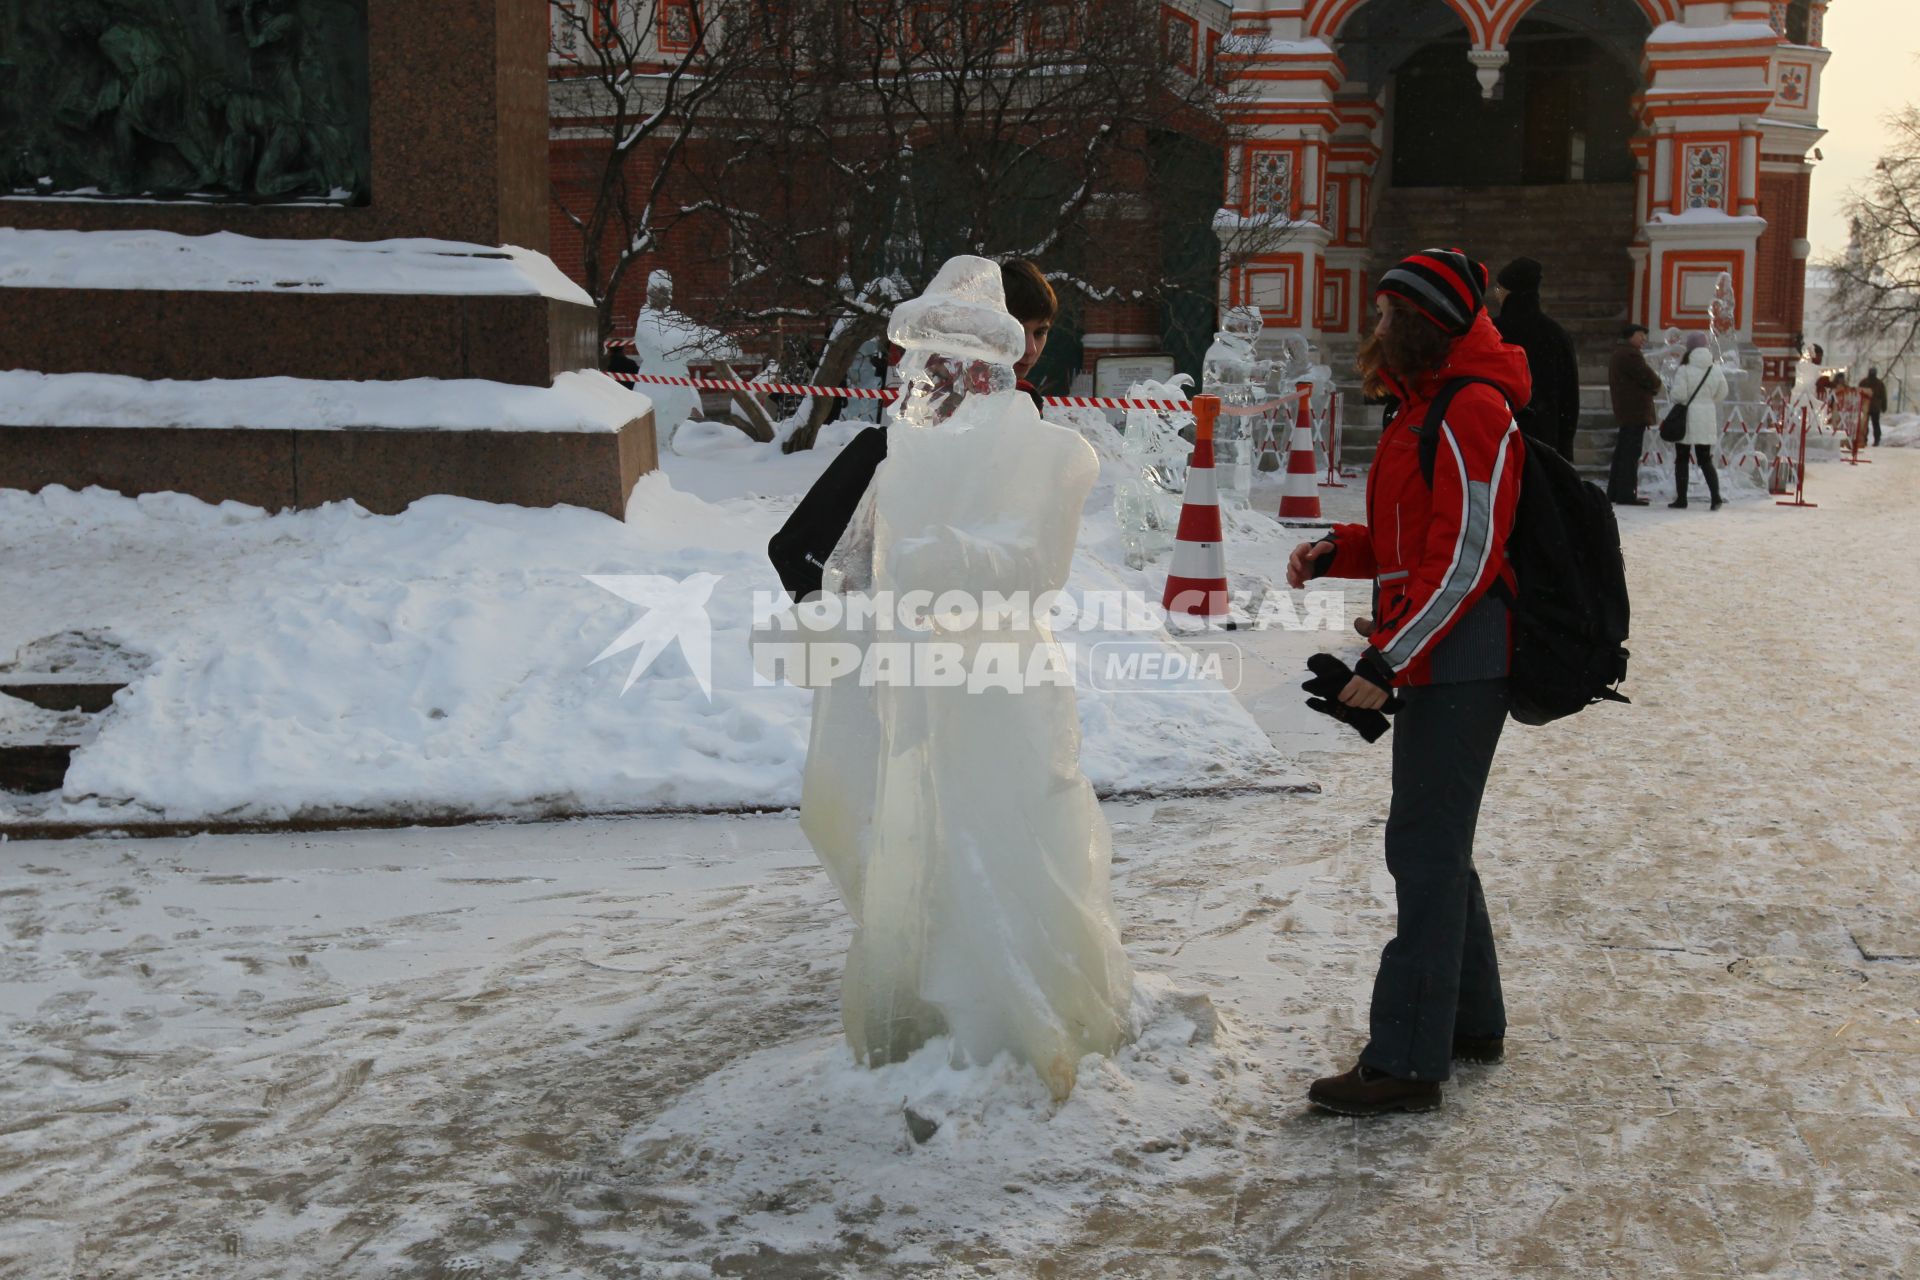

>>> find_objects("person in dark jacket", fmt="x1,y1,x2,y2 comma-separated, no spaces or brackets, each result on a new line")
1860,367,1889,445
605,342,639,380
1606,324,1660,505
1289,248,1527,1117
1001,258,1057,412
1492,257,1581,460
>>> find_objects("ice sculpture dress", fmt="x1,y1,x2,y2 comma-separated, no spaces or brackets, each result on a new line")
798,387,1134,1101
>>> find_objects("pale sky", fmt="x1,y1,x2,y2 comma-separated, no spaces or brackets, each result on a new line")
1808,0,1920,260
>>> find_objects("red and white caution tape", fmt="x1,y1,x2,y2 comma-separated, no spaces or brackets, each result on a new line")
606,369,1300,415
613,371,896,400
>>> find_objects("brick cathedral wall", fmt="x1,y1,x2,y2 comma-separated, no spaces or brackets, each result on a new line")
1755,168,1811,346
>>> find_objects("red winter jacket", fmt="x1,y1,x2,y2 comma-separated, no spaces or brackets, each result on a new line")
1319,311,1529,689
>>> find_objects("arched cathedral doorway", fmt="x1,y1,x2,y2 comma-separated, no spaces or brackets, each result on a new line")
1333,0,1652,367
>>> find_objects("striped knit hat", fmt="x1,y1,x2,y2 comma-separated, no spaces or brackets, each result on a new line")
1376,248,1485,337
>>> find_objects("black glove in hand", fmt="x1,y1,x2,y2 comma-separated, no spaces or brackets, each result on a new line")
1301,652,1400,743
1304,652,1402,709
1352,647,1401,701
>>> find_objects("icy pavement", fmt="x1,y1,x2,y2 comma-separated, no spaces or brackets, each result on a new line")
4,454,1919,1278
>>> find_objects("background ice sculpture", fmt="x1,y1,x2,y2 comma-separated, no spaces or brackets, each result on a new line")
1114,376,1192,569
1784,333,1843,464
1259,333,1333,475
1704,272,1756,479
631,270,703,449
839,337,890,425
798,255,1134,1101
1200,306,1268,500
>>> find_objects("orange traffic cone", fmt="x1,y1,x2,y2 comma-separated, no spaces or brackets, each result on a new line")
1163,394,1230,620
1277,381,1324,524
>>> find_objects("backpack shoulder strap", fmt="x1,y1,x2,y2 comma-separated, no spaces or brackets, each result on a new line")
1417,377,1511,487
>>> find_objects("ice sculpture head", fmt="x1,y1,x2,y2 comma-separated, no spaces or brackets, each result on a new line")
889,255,1028,367
646,269,673,310
889,255,1024,427
892,349,1015,427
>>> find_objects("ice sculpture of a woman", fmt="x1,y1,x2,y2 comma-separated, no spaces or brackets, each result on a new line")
797,256,1134,1100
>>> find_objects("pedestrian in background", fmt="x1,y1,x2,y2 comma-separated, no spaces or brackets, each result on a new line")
1669,333,1727,510
1606,323,1659,506
605,342,639,380
1492,257,1581,460
1860,366,1888,445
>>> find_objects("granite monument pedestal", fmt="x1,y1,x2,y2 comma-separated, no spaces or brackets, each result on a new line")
0,0,651,519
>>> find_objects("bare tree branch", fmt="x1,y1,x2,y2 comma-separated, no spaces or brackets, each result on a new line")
674,0,1294,450
1820,105,1920,372
548,0,750,348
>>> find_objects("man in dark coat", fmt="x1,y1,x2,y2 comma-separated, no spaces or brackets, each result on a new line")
1492,257,1582,460
1859,366,1889,445
604,342,639,380
1606,324,1660,505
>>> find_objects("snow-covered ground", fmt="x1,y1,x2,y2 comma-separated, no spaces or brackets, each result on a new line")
3,451,1916,1278
0,411,1321,831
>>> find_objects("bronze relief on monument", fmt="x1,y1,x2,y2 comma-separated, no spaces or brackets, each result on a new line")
1,0,370,203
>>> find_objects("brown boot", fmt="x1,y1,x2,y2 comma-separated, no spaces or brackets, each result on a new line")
1307,1064,1441,1116
1452,1033,1505,1064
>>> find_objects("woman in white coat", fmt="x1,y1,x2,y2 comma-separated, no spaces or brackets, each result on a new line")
1669,334,1728,509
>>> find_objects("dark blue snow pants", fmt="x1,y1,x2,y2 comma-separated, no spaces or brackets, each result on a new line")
1358,677,1510,1083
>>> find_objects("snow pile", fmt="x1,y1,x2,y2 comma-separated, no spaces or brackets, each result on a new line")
0,228,592,304
0,369,647,433
623,975,1262,1262
1880,413,1920,447
0,430,1296,828
1,477,799,826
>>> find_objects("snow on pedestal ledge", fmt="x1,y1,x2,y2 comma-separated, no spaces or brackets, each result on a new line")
0,228,593,306
0,369,650,434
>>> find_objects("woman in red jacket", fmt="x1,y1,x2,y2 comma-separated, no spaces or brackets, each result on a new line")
1286,248,1528,1115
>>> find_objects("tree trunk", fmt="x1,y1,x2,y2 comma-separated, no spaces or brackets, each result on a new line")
717,361,778,442
597,298,618,365
782,316,885,453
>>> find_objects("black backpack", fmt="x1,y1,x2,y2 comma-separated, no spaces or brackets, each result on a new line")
1416,378,1631,725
